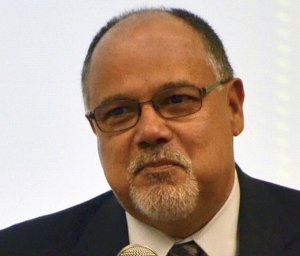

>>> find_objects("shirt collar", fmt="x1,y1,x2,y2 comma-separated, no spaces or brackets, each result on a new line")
126,170,240,256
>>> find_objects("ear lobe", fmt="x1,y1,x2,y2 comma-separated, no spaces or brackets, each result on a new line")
227,78,245,136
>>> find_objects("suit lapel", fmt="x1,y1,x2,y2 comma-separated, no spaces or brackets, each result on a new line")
237,167,297,255
71,168,299,255
72,195,129,256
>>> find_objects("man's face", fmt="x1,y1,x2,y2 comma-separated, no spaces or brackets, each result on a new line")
86,13,244,229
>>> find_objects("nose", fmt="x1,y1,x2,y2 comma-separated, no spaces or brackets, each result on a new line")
133,104,173,149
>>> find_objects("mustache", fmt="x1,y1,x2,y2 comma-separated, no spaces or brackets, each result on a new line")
128,148,192,175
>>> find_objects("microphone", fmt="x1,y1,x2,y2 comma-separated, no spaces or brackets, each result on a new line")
117,244,158,256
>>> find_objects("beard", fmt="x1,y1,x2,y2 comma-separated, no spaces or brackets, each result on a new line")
128,148,199,222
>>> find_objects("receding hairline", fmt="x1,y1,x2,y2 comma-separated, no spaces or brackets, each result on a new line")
82,8,234,110
90,10,198,62
90,10,215,71
97,9,195,39
84,9,197,83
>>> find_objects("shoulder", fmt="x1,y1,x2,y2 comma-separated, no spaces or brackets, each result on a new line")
238,168,300,224
239,169,300,203
0,191,119,255
237,168,300,254
254,176,300,216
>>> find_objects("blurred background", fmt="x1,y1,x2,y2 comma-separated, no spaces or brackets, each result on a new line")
0,0,299,229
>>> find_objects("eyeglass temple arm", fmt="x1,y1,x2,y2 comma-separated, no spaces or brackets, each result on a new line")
85,111,95,120
204,78,232,94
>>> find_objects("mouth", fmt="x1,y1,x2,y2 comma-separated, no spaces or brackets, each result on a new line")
135,160,184,176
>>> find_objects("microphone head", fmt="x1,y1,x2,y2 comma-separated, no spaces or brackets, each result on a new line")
117,244,158,256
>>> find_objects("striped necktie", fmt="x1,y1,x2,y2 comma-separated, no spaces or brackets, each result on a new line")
167,240,205,256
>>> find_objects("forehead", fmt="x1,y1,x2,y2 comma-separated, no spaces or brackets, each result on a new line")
99,12,205,49
87,12,216,109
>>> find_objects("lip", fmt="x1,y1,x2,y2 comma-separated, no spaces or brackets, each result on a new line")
135,160,182,175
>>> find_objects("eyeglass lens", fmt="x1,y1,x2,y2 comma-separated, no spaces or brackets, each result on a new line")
93,86,203,132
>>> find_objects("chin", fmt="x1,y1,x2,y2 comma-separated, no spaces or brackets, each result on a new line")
129,173,200,222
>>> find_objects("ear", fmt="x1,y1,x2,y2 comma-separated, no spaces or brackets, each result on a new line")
86,116,97,135
227,78,245,136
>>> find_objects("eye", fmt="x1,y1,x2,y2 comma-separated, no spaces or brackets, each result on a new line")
168,94,190,104
105,105,130,118
155,87,200,108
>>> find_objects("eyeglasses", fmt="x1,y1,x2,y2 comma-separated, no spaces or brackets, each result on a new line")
86,79,230,133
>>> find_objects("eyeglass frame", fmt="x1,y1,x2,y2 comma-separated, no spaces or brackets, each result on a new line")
86,78,231,133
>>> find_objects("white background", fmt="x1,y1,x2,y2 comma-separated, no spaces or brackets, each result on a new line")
0,0,299,229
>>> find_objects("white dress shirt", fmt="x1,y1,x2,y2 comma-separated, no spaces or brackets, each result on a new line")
126,171,240,256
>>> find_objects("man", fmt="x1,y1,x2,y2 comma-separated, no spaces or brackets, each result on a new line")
1,8,300,256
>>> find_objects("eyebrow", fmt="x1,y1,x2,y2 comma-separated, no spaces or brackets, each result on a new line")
98,80,199,106
159,80,198,90
99,94,134,106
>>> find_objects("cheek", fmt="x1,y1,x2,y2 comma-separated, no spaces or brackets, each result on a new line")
178,107,234,181
97,135,131,195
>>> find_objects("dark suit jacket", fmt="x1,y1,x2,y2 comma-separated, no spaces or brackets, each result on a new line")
1,167,300,256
